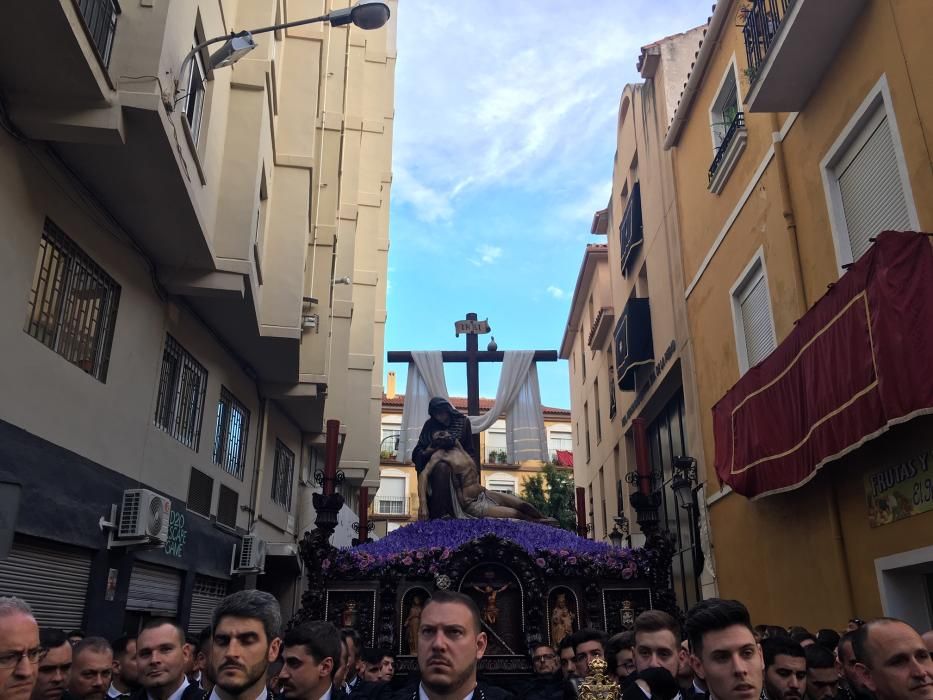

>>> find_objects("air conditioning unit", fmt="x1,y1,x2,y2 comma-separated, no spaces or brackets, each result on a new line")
118,489,171,543
234,534,266,573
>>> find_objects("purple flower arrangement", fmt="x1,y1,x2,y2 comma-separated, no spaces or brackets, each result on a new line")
325,518,643,580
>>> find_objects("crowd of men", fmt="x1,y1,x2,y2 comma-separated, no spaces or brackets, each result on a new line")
1,593,931,700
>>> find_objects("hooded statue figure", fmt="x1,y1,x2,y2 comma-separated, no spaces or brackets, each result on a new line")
412,397,478,519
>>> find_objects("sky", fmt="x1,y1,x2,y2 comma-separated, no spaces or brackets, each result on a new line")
382,1,712,409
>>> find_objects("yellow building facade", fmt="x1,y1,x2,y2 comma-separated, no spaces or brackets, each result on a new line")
664,0,933,628
0,0,395,633
560,27,717,614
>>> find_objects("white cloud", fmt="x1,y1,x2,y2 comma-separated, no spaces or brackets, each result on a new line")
559,178,613,224
470,244,503,266
546,285,566,299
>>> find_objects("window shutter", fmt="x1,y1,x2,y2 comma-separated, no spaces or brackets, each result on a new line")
740,274,775,367
380,476,406,499
837,114,911,261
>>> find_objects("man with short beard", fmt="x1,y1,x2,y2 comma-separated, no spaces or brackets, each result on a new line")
412,591,491,700
32,630,71,700
805,645,838,700
762,637,806,700
135,620,201,700
66,639,112,700
210,591,282,700
278,622,339,700
108,637,138,699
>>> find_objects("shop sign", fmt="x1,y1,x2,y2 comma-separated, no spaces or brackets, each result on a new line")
163,511,187,557
865,448,933,527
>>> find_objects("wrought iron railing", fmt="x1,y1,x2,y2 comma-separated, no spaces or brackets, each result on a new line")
708,113,746,184
76,0,121,67
741,0,795,82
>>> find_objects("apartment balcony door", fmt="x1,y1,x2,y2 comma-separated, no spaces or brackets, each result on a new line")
647,390,701,612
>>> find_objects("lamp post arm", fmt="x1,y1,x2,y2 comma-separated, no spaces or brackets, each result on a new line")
176,13,330,94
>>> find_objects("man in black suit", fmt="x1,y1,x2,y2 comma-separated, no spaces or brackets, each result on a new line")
394,591,509,700
134,620,203,700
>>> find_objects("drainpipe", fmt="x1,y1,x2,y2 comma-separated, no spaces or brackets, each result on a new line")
827,476,857,619
770,113,808,316
248,395,269,530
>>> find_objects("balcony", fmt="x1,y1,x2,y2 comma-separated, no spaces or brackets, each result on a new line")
614,297,654,391
77,0,120,68
743,0,868,112
588,306,616,350
708,113,747,195
373,497,410,516
619,182,644,275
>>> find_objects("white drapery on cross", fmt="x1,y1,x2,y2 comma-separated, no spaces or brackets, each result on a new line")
396,351,548,463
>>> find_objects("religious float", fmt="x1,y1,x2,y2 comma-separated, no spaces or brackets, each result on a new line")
292,515,678,678
288,317,679,680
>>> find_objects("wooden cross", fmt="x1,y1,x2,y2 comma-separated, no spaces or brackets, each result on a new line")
387,313,558,459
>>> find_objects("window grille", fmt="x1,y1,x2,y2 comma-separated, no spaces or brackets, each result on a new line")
155,335,207,450
187,468,213,516
272,440,295,510
217,485,238,527
213,387,250,479
24,219,121,382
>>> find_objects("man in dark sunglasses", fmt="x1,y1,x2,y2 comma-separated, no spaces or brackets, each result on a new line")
0,597,40,700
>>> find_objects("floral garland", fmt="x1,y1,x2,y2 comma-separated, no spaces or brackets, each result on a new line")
325,518,644,581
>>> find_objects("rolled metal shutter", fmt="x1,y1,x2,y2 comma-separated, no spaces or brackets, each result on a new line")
187,575,228,634
127,563,181,615
0,539,92,629
838,112,912,261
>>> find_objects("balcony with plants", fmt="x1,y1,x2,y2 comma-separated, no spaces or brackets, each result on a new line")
740,0,868,112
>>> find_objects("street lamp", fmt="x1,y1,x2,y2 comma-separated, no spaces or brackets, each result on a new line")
671,456,698,510
608,525,625,548
176,1,391,94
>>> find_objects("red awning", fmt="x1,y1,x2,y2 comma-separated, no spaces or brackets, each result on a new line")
713,231,933,499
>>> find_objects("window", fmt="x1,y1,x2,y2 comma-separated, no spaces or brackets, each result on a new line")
24,219,120,382
155,335,208,449
187,468,213,516
184,31,207,144
598,467,608,539
822,84,916,268
594,379,602,443
708,60,747,193
217,485,238,528
583,402,591,463
381,423,401,458
213,388,250,479
710,67,739,150
487,473,517,495
485,429,507,463
607,363,617,420
272,440,295,510
580,333,587,381
731,250,776,373
253,167,268,285
375,475,407,514
548,428,573,453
